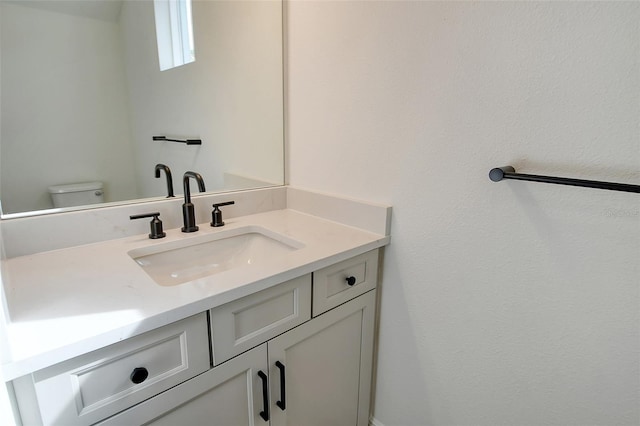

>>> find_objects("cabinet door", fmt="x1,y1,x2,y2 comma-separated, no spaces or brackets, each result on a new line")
268,290,376,426
97,344,269,426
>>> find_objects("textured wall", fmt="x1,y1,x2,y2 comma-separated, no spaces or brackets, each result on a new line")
287,2,639,425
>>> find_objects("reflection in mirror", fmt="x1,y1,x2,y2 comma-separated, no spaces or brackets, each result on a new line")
0,0,284,217
154,0,196,71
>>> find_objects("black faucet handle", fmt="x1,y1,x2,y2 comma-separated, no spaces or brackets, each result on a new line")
130,212,166,239
211,201,235,227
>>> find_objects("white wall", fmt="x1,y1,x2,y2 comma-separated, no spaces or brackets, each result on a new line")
120,0,284,197
0,3,138,213
287,2,639,425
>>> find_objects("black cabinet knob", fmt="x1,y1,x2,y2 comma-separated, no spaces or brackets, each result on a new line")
130,367,149,384
346,276,357,286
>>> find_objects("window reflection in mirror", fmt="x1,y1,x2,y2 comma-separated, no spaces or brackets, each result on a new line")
154,0,196,71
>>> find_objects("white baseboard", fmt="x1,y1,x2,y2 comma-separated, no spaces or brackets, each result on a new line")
370,416,386,426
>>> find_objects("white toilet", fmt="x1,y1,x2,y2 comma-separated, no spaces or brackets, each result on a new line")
48,182,104,208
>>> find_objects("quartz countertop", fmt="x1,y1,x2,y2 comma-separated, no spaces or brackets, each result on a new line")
0,209,389,380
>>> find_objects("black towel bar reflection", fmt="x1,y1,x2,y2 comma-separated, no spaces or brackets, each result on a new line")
489,166,640,194
153,135,202,145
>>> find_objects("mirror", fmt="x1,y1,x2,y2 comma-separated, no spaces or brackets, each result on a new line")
0,0,284,217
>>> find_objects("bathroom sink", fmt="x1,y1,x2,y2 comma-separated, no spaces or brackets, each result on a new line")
128,226,303,286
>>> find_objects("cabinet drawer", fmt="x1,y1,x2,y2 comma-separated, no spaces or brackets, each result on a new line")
312,249,378,316
15,313,210,426
210,274,311,365
95,344,268,426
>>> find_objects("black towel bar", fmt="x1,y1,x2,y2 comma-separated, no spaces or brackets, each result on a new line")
153,135,202,145
489,166,640,194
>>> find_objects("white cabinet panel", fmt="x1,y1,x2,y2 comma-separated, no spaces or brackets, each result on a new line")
313,250,378,316
97,344,268,426
14,313,209,426
269,289,376,426
210,274,311,365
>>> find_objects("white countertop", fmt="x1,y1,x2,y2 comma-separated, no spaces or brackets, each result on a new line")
0,209,389,380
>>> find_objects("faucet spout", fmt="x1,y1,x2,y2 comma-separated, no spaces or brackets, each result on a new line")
182,171,206,233
183,171,206,199
154,164,174,197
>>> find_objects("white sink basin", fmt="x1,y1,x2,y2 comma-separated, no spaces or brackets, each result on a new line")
128,226,303,286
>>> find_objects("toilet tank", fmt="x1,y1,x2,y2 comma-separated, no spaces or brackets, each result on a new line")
48,182,104,208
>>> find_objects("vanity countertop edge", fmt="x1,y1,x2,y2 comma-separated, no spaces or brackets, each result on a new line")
0,208,390,381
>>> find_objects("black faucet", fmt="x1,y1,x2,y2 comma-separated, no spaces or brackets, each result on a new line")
182,171,206,233
154,164,174,197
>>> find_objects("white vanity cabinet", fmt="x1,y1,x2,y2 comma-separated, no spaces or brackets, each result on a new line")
12,249,380,426
99,290,377,426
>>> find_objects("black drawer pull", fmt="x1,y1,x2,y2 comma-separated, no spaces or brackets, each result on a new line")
258,370,269,421
275,361,286,410
346,276,357,286
130,367,149,384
